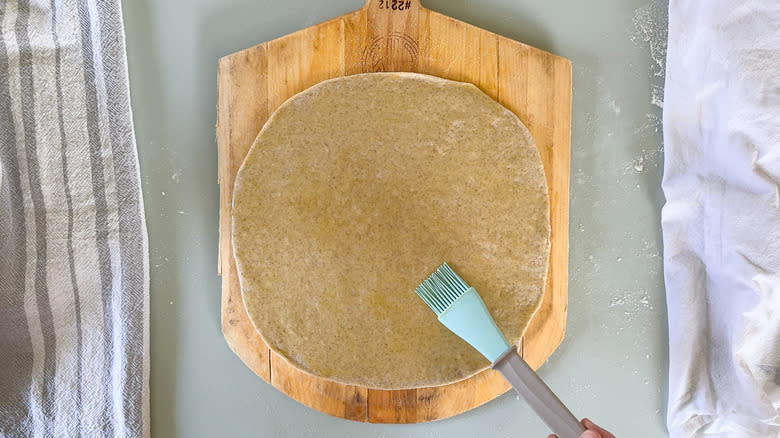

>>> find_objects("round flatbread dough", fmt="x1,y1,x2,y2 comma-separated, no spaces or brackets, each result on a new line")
233,72,550,389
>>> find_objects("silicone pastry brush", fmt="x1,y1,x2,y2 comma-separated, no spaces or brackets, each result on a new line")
415,262,584,438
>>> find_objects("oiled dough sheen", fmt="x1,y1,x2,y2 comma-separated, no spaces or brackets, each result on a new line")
233,72,550,389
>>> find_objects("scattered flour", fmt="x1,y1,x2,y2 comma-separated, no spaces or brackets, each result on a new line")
622,144,661,176
574,167,588,186
631,0,668,78
608,99,622,115
634,112,663,136
610,297,626,307
633,157,645,172
651,83,665,109
631,1,668,111
609,289,655,311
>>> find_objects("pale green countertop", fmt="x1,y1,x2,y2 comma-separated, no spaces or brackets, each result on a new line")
122,0,669,436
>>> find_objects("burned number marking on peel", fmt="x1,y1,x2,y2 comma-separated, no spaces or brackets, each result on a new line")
378,0,412,11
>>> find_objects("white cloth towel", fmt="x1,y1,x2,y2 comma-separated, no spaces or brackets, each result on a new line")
0,0,149,437
663,0,780,436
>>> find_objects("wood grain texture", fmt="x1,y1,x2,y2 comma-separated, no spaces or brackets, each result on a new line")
217,48,271,382
216,0,571,423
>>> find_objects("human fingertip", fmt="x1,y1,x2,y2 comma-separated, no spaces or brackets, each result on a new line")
581,431,601,438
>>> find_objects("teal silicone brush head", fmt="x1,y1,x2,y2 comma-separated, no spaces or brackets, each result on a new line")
415,262,470,315
415,262,511,363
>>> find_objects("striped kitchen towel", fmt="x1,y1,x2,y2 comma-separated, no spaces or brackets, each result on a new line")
0,0,149,437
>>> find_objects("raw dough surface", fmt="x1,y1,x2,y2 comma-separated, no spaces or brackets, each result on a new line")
232,72,550,389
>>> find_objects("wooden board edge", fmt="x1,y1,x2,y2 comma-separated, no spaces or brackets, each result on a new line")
217,43,273,383
521,53,572,371
549,54,572,358
216,56,231,276
271,351,369,422
220,10,361,67
424,8,571,69
366,369,510,423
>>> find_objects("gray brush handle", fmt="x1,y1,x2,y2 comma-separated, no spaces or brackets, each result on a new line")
491,346,585,438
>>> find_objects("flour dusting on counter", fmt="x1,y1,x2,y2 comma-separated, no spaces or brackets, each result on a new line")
631,0,668,78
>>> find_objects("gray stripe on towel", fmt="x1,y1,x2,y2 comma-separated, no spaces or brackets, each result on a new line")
0,6,34,436
50,0,85,433
16,1,58,435
75,1,116,435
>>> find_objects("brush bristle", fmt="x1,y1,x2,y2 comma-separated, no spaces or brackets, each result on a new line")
415,262,471,315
